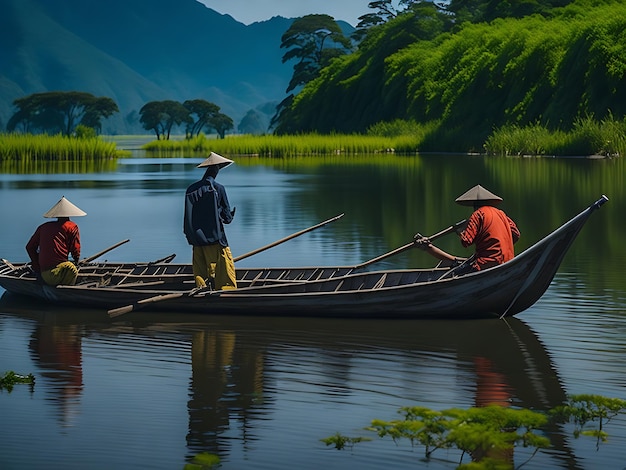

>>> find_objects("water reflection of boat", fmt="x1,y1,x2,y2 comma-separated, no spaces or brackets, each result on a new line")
0,298,582,468
0,196,608,319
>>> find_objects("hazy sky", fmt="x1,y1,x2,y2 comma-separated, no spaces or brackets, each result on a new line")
196,0,371,26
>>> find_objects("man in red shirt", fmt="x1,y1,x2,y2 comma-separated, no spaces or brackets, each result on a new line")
416,185,520,273
26,196,86,286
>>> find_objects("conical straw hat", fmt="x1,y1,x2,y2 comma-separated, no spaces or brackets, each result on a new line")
43,196,87,218
197,151,234,169
455,184,503,207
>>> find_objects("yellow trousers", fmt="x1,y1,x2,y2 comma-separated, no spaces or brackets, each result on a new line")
41,261,78,286
192,245,237,290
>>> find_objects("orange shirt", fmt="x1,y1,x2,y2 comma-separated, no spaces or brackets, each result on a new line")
26,219,81,272
459,205,520,270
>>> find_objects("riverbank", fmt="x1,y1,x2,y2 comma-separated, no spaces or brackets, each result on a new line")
139,117,626,158
3,114,626,161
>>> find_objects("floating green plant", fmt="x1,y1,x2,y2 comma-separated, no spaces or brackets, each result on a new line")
0,371,35,392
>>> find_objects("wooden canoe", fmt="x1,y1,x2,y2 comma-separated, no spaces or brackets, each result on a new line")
0,196,608,319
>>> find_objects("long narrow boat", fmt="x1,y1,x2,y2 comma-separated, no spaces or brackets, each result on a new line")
0,196,608,319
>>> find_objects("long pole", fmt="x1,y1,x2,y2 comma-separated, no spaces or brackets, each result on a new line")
79,239,130,265
108,214,345,318
233,213,344,262
352,219,466,270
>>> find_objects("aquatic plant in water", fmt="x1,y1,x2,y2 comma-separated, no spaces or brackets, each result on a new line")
551,394,626,447
323,396,626,469
0,371,35,392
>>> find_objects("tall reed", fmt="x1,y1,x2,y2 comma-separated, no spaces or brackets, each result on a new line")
0,133,125,161
485,115,626,157
143,133,422,157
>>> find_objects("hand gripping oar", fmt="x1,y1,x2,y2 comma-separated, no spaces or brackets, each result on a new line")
233,213,344,262
108,214,345,318
79,239,130,265
352,219,467,270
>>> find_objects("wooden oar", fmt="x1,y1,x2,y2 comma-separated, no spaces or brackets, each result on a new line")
108,214,345,318
1,258,19,271
233,213,345,262
352,219,467,270
79,239,130,265
108,288,206,318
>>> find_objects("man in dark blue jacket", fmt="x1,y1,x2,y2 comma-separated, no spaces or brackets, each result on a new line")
184,152,237,289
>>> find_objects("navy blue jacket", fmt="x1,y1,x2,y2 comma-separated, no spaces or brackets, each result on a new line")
183,175,233,247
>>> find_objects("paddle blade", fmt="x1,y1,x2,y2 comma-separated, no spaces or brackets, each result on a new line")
108,304,134,317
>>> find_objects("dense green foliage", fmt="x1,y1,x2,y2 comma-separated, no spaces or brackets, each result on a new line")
276,0,626,152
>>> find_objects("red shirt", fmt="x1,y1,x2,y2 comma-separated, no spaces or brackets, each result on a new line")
26,219,81,272
459,205,520,270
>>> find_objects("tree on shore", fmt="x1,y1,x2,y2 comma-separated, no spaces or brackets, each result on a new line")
139,100,192,140
280,14,353,94
7,91,118,136
210,113,234,139
273,14,353,133
183,99,220,138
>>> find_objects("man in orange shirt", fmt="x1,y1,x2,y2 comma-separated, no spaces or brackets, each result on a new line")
416,185,520,273
26,196,86,286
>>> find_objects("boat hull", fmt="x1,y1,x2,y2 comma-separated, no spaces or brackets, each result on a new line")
0,196,608,319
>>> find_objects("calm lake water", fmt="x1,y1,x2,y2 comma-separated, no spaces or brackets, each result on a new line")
1,150,625,469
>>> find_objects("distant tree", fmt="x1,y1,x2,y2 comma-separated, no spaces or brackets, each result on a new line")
7,91,118,136
80,97,118,134
183,99,220,138
280,14,353,93
7,105,58,133
209,112,234,139
139,100,192,140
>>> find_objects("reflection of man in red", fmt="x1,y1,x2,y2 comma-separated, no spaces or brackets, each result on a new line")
30,325,83,426
472,356,514,464
474,356,511,407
